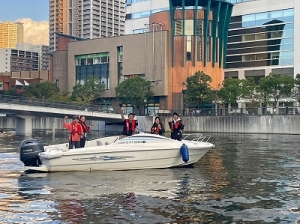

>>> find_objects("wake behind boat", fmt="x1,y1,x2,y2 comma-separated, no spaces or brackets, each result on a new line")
19,133,214,172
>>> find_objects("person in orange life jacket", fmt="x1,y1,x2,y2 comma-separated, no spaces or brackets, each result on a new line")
63,115,83,149
78,115,92,148
120,106,137,136
168,112,184,141
151,117,165,135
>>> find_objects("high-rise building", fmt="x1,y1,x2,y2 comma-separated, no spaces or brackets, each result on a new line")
16,43,50,70
0,22,24,49
49,0,126,52
225,0,300,80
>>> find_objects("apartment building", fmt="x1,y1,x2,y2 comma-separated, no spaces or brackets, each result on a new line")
16,43,50,70
49,0,126,52
0,22,24,49
0,49,39,73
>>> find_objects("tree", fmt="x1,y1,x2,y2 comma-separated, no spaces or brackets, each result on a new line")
257,73,294,107
239,77,260,107
185,71,213,108
71,77,105,104
217,78,242,105
115,76,154,110
23,81,60,99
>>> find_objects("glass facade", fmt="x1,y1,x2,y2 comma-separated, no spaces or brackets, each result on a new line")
226,8,294,69
126,7,169,20
228,0,253,3
75,53,110,89
133,28,149,34
174,19,212,63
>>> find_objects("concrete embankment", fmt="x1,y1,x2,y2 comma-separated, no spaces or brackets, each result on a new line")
138,115,300,135
0,115,299,134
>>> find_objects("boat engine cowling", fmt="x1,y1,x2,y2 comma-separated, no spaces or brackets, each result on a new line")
20,139,44,167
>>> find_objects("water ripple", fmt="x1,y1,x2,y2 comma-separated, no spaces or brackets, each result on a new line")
1,132,300,223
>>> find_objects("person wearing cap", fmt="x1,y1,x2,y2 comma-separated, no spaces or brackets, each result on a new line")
120,106,137,137
63,115,83,149
168,112,184,141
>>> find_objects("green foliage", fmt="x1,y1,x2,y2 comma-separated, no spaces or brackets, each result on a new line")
50,91,72,103
71,77,105,104
4,89,17,96
217,78,242,104
22,82,60,99
185,71,213,107
115,76,154,107
257,73,294,106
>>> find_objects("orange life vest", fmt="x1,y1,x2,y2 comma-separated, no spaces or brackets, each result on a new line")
126,119,136,132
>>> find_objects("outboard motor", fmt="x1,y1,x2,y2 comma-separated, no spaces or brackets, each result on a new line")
20,139,44,166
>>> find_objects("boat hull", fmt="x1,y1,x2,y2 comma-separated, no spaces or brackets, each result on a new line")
23,134,213,172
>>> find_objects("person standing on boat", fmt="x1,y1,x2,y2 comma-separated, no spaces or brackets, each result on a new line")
63,115,83,149
79,115,92,148
120,106,137,137
151,117,165,135
168,112,184,141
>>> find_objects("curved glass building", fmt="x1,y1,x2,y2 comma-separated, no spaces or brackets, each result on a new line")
149,0,233,108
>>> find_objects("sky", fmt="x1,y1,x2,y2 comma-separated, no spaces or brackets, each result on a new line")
0,0,48,22
0,0,49,45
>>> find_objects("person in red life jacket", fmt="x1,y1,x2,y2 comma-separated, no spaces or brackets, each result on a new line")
79,115,92,148
120,106,137,137
168,112,184,141
63,115,83,149
151,117,165,135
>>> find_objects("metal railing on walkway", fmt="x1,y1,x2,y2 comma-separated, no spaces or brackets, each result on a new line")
155,107,300,117
0,95,122,114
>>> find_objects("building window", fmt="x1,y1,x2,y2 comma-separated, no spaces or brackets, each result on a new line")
55,79,59,86
117,46,123,62
186,36,192,61
75,53,110,90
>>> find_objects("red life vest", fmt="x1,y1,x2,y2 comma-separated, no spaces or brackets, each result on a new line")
170,120,181,131
151,124,161,134
126,119,136,132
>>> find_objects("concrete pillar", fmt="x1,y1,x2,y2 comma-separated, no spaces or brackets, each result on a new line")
15,115,35,136
238,70,245,79
98,121,106,132
52,121,56,139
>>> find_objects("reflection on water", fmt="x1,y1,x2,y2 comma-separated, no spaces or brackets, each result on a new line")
1,131,300,223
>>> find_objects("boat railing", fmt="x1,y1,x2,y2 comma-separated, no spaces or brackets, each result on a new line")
44,146,66,152
183,134,211,142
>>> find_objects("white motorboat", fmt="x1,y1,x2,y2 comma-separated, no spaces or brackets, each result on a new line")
19,133,214,172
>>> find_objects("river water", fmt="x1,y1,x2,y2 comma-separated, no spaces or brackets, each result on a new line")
0,130,300,223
